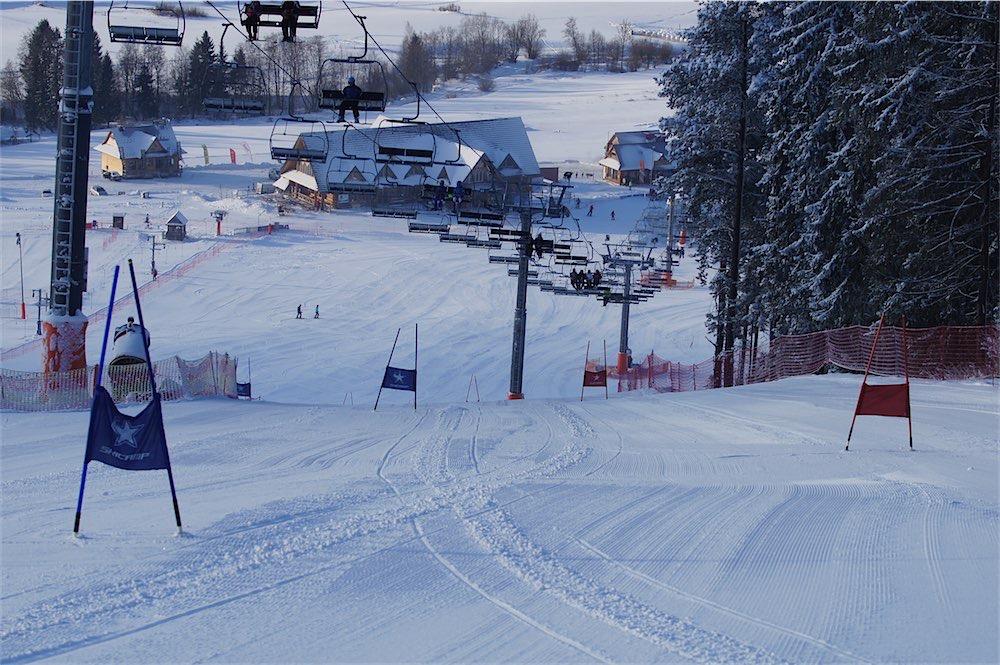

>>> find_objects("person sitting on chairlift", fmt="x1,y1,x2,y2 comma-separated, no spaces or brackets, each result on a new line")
593,269,602,287
281,0,300,42
454,180,465,209
585,269,595,289
244,1,262,41
337,76,363,123
534,233,545,259
433,180,446,210
569,269,579,291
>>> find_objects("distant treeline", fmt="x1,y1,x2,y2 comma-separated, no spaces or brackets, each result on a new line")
0,13,675,129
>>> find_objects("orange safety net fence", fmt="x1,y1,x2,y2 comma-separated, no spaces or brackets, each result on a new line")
611,324,999,393
1,351,238,411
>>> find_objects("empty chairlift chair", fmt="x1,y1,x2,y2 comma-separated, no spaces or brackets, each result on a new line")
107,1,185,45
203,62,267,115
270,85,329,162
202,24,266,115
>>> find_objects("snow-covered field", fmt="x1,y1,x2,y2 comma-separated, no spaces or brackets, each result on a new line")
2,2,998,663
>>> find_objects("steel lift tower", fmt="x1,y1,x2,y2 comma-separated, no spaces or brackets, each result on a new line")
44,1,94,372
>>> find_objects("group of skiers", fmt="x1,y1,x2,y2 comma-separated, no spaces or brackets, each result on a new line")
569,268,602,291
296,304,320,319
243,1,302,42
431,180,465,211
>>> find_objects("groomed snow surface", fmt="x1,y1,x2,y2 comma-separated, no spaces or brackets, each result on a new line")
2,377,997,663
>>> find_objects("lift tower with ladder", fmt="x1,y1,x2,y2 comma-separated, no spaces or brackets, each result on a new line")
44,1,95,372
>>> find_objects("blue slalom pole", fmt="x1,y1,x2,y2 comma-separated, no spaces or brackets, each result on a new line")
127,259,182,532
74,265,120,535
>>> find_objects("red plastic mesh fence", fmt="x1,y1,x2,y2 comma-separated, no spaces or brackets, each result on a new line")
611,324,999,393
1,351,239,411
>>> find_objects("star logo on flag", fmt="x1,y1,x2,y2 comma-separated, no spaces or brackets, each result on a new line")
392,371,407,385
111,418,142,449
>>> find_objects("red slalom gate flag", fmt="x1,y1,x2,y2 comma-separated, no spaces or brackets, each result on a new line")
229,148,237,164
583,369,607,387
846,314,913,451
581,340,610,401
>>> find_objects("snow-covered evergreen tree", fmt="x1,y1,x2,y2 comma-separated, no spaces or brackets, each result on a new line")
657,1,767,379
662,1,998,337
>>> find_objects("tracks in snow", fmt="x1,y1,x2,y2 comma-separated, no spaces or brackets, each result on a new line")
391,401,786,664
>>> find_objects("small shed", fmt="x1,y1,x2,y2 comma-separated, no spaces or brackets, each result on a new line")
164,210,188,241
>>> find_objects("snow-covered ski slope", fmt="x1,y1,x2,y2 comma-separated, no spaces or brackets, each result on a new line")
2,377,997,663
2,3,998,662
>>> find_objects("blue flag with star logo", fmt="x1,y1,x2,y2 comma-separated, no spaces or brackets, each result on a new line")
381,366,416,392
84,386,170,471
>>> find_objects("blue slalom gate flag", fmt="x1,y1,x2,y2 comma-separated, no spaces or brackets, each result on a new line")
84,386,170,471
382,366,416,392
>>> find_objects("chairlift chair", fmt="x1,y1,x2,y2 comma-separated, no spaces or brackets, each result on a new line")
203,62,267,115
202,24,267,115
239,1,321,31
318,16,388,122
270,118,328,162
108,1,185,45
270,84,329,162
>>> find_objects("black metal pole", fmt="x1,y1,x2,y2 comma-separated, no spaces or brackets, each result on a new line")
508,206,531,400
127,260,182,531
16,233,25,319
413,323,418,410
374,327,400,411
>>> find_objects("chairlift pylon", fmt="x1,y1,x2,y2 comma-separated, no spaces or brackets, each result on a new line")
108,0,185,45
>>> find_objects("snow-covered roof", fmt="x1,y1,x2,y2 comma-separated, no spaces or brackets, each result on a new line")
278,117,538,194
166,210,187,226
613,144,666,172
94,121,182,159
598,157,621,170
612,130,662,145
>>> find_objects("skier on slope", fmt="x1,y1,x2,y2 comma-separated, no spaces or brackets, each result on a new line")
296,304,303,319
314,305,320,319
587,204,594,217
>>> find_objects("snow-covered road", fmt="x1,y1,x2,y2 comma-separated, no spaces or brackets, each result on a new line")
2,375,996,663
